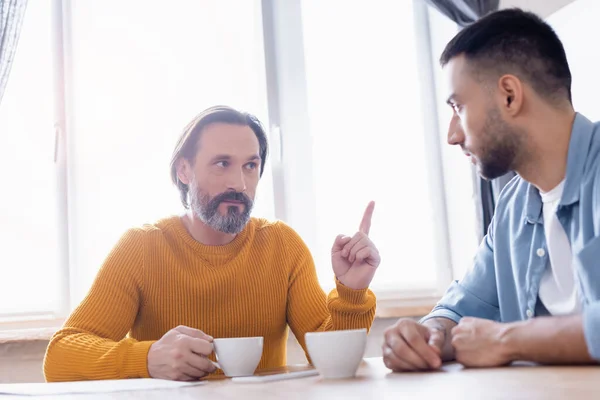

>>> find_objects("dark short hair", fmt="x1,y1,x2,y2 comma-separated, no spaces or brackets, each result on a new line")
440,8,572,104
170,105,269,208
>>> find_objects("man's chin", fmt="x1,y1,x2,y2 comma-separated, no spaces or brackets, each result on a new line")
477,164,510,181
208,213,251,235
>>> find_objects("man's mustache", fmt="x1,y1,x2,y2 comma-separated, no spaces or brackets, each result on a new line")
212,191,252,207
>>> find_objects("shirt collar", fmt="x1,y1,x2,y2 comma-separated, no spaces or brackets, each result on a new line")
523,113,594,224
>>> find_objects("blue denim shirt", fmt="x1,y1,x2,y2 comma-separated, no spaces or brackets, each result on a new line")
423,113,600,360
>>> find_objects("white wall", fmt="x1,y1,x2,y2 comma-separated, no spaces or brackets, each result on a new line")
547,0,600,123
500,0,575,18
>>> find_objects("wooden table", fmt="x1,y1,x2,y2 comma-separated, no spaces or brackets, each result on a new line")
4,357,599,399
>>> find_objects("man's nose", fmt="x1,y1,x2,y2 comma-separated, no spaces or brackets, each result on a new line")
447,114,464,146
226,168,247,193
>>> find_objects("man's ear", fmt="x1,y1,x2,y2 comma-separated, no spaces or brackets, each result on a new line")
176,158,192,185
497,74,524,117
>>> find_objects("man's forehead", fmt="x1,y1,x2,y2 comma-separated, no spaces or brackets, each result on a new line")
443,55,473,100
197,123,259,155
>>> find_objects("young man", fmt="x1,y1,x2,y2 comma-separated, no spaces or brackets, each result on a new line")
383,8,600,371
44,105,380,382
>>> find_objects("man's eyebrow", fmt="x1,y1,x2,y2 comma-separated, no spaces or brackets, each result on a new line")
209,154,232,162
446,93,456,105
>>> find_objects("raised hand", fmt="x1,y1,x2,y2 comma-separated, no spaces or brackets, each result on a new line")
331,201,380,290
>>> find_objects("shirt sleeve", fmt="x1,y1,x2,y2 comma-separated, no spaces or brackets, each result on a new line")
421,218,501,324
577,168,600,360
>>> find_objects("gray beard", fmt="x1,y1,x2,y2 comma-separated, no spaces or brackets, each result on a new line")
188,180,253,234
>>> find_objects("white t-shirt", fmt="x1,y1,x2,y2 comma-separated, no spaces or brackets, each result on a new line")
538,179,581,315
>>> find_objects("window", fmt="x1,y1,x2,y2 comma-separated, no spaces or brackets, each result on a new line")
426,6,479,282
0,0,60,317
262,0,468,297
300,0,445,295
0,0,274,318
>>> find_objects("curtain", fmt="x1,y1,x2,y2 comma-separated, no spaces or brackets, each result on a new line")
425,0,499,27
426,0,516,239
0,0,28,106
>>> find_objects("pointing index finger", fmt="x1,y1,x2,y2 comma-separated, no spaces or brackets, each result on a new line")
359,201,375,235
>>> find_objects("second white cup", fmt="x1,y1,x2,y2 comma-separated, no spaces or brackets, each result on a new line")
305,328,367,379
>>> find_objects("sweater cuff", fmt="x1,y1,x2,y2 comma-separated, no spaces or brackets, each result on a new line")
123,341,155,378
334,278,373,305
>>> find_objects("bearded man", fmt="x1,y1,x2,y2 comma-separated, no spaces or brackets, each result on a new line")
44,105,380,382
383,9,600,372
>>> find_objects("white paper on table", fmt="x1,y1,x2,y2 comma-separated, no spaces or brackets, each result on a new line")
0,378,204,396
232,369,319,383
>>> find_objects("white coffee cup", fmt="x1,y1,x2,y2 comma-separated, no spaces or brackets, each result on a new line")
213,337,264,377
305,328,367,379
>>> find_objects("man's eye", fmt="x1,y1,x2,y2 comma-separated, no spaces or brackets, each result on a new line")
216,161,228,167
245,162,258,170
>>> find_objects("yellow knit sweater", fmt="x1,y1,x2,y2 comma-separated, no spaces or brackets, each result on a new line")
43,216,376,382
